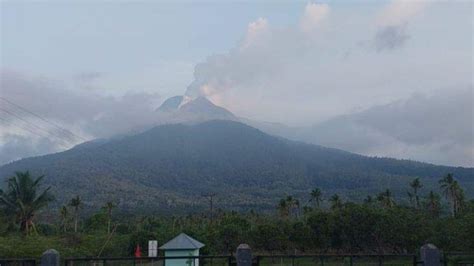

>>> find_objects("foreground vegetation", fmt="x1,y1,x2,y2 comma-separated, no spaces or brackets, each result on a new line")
0,171,473,258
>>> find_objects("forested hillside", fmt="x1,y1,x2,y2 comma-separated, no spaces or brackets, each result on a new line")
0,120,472,213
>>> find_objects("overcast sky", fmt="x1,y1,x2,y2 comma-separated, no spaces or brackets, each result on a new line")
1,0,473,166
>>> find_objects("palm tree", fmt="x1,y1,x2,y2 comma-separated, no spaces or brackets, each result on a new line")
377,189,395,209
277,198,289,218
59,205,69,233
452,182,466,216
103,201,117,234
310,188,322,208
294,199,300,218
407,191,414,207
286,196,301,218
329,194,342,210
364,195,374,205
409,178,423,209
69,196,82,233
439,173,459,217
277,196,300,218
425,191,441,218
0,171,54,235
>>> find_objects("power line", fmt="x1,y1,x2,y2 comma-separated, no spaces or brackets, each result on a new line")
0,97,82,142
0,97,113,159
0,116,69,148
0,107,73,146
0,97,87,142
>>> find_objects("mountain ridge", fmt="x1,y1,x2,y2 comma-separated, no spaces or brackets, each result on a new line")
0,120,472,213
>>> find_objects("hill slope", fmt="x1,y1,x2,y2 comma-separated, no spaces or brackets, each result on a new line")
0,120,472,213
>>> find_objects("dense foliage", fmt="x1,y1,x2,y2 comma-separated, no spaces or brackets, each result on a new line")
0,171,54,235
0,172,473,257
0,121,472,212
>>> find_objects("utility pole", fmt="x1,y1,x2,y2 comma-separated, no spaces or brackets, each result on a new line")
202,193,217,224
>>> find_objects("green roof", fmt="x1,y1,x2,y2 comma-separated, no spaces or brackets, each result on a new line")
159,233,205,250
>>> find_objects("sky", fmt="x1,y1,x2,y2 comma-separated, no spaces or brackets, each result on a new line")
0,0,473,167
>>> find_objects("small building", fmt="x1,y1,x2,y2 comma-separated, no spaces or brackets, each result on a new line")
159,233,205,266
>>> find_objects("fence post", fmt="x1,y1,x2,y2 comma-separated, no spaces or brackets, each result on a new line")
41,249,60,266
420,243,441,266
236,244,252,266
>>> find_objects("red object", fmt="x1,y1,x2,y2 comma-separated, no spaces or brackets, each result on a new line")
134,244,142,257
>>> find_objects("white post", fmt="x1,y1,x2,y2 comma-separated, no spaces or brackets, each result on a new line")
148,240,158,257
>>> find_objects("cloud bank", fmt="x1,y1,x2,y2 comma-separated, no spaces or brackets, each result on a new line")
301,88,473,167
184,1,471,126
0,69,162,164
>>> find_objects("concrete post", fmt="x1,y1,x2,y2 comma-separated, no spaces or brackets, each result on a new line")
41,249,60,266
420,243,441,266
236,244,252,266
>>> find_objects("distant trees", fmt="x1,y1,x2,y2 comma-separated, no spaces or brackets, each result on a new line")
69,195,82,233
377,189,395,209
275,174,467,224
1,169,472,257
277,199,289,218
364,195,374,205
425,191,441,218
439,173,465,217
329,194,343,210
409,178,423,209
216,212,250,254
103,201,117,234
277,196,299,218
310,188,322,209
60,205,69,232
0,171,54,235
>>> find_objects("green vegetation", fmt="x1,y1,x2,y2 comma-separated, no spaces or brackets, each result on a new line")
69,196,82,233
1,172,473,257
0,171,54,235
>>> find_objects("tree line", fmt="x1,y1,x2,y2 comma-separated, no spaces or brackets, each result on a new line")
277,174,466,219
0,171,472,257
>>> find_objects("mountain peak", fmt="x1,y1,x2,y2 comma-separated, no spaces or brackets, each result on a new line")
156,96,184,112
156,95,236,121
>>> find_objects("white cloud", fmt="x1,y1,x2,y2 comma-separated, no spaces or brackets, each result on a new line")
242,17,269,49
299,3,330,33
377,0,429,27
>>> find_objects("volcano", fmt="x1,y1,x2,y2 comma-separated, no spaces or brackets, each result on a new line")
156,95,236,122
